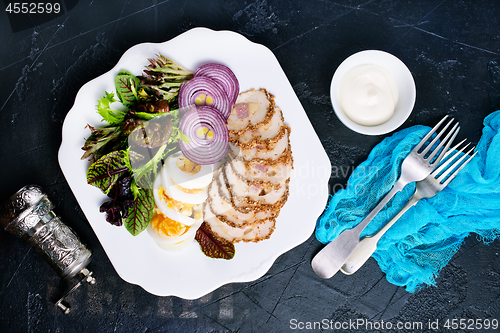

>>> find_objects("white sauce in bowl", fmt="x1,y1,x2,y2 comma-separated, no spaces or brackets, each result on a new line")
339,64,399,126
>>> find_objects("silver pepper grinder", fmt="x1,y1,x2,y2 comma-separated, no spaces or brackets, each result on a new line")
0,185,96,314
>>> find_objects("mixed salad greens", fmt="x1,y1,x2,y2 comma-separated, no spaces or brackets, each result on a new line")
82,55,192,236
82,55,235,260
82,55,236,259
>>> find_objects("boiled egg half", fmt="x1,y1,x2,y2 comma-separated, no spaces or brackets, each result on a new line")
148,152,214,250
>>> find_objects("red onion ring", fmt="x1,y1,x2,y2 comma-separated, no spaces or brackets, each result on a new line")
178,76,231,119
194,63,240,105
179,106,229,165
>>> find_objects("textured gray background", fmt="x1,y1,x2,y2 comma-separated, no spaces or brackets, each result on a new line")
0,1,499,332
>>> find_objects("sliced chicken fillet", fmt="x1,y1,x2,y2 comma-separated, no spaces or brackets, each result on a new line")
227,89,274,132
230,126,290,161
208,174,277,227
201,88,292,244
230,148,293,183
203,202,276,243
224,161,289,207
231,106,284,143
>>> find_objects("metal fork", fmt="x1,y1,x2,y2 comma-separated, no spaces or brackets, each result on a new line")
311,116,459,279
340,140,477,275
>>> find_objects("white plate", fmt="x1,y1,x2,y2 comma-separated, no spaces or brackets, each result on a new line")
330,50,416,135
58,27,331,299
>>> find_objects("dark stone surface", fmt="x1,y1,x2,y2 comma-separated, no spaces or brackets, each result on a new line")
0,1,499,332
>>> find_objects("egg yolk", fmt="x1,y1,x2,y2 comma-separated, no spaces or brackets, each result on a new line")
151,210,188,238
159,187,202,220
170,177,203,194
176,156,201,175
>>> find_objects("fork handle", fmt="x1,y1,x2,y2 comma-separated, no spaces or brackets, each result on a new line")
311,179,406,279
353,179,406,234
340,193,420,275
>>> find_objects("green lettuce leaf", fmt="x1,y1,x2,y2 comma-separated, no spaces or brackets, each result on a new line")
134,107,180,121
81,125,122,161
124,187,154,236
97,91,127,125
139,54,194,102
130,143,178,189
87,150,130,194
115,70,140,107
173,127,190,144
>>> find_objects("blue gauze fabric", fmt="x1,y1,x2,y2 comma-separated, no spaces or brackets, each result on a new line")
315,111,500,292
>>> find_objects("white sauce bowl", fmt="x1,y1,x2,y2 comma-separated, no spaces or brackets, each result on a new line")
330,50,416,135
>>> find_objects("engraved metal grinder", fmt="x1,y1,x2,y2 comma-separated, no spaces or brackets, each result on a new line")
0,185,96,314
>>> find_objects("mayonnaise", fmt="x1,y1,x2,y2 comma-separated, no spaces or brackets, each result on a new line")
339,64,399,126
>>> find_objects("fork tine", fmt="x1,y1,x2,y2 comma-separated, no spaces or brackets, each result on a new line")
421,117,455,157
443,138,467,159
431,141,470,176
438,146,477,186
427,123,460,164
413,115,449,152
